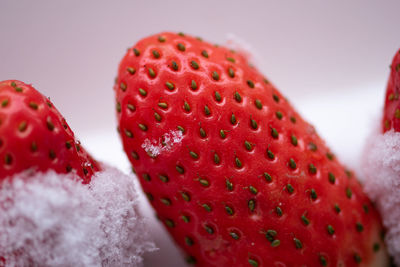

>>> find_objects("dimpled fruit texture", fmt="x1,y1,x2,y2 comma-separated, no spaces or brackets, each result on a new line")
383,49,400,132
115,32,387,266
0,80,100,183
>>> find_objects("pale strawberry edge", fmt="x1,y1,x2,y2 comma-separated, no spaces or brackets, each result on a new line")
382,49,400,132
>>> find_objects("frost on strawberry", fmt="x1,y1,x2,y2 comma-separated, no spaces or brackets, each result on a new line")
0,80,100,182
115,32,389,266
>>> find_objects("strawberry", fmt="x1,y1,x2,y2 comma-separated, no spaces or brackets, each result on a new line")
114,32,388,266
0,80,100,183
382,49,400,132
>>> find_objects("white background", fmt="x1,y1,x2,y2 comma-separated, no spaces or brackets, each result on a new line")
1,1,400,266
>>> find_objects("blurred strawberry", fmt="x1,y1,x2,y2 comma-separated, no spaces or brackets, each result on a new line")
0,80,100,183
115,32,388,266
382,49,400,132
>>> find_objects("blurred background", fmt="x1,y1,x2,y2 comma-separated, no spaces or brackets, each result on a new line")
1,0,400,266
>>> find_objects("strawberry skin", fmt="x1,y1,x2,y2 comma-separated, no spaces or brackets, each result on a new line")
115,32,387,266
0,80,100,183
383,49,400,132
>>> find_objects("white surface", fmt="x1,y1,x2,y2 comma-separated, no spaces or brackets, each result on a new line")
0,166,155,266
362,130,400,266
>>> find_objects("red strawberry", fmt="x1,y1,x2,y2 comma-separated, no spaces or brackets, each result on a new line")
0,80,100,183
114,32,388,266
382,49,400,132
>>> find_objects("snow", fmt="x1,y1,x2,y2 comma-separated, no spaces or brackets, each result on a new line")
0,166,156,267
141,130,183,158
81,131,188,267
362,129,400,265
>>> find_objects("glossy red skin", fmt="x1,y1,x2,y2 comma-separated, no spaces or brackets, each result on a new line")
115,33,384,266
0,80,100,183
383,49,400,132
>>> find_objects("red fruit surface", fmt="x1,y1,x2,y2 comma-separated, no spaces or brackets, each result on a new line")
383,49,400,132
115,32,387,266
0,80,100,183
